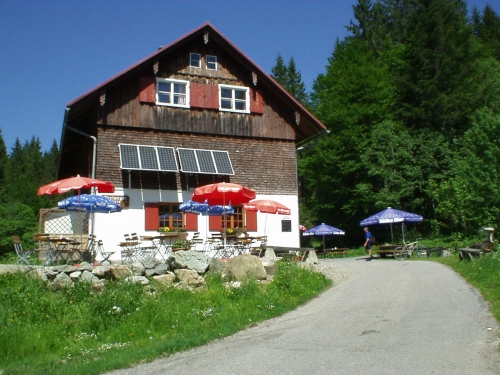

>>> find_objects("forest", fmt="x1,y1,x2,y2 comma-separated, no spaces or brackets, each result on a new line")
1,0,499,255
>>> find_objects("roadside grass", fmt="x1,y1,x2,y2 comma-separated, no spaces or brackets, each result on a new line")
0,258,331,375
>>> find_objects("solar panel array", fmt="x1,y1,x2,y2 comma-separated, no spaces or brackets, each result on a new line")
119,144,234,175
119,144,178,172
177,148,234,175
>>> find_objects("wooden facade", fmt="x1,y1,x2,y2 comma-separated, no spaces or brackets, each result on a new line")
56,22,327,246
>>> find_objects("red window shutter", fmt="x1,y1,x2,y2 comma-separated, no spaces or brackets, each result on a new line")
190,82,205,108
209,215,222,232
245,210,257,231
250,88,264,114
185,213,198,231
139,77,156,103
208,84,219,109
144,202,159,231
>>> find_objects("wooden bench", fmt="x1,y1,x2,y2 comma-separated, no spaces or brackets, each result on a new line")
316,248,349,258
260,246,316,262
458,248,482,261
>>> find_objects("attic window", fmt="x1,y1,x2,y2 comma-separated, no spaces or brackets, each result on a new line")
190,53,201,68
156,78,189,108
219,84,250,113
207,55,217,70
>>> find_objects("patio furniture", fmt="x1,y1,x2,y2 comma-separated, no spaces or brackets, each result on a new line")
95,239,114,265
12,236,35,265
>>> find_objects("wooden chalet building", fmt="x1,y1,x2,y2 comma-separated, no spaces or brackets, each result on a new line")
57,22,328,256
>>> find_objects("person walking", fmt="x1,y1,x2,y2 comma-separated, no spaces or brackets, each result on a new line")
364,226,374,260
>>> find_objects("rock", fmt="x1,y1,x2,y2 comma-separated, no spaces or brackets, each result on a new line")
69,271,82,281
27,267,48,282
303,250,319,265
150,263,170,276
76,262,93,272
208,258,232,279
261,261,278,276
91,265,109,277
261,248,277,262
141,257,160,269
153,273,176,286
129,263,145,276
53,264,77,273
227,254,267,281
173,250,210,273
126,275,150,285
174,269,205,288
81,270,99,283
106,265,133,280
442,249,452,257
51,272,74,290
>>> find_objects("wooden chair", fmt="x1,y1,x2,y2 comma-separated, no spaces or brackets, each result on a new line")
12,236,35,265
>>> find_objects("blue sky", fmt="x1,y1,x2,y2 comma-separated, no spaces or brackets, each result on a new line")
0,0,497,152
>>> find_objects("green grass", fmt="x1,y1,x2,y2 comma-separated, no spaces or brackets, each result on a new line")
0,258,331,375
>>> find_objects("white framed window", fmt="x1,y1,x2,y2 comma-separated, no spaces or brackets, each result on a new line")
190,53,201,68
156,78,190,108
207,55,217,70
219,84,250,113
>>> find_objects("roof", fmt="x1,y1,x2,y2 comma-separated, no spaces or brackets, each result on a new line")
66,22,327,138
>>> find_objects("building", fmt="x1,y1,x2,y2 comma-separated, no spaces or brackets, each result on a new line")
57,22,328,256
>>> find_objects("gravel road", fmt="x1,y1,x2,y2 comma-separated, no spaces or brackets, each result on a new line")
106,257,500,375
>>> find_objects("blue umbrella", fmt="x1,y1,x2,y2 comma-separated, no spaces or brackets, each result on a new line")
58,194,122,213
359,207,423,243
179,200,234,216
303,223,345,251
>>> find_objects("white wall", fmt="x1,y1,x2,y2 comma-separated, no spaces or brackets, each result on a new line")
93,189,301,261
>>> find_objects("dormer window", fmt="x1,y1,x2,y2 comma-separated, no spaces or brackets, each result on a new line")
156,78,190,108
207,55,217,70
190,53,201,68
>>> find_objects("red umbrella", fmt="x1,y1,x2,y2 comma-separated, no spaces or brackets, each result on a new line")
243,199,290,237
192,182,256,249
191,182,256,206
243,199,291,215
37,175,115,195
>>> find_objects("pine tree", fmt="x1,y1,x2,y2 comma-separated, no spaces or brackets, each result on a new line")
286,56,308,105
472,4,500,61
270,53,289,88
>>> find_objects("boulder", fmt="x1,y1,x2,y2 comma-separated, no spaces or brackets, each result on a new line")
173,250,210,273
261,261,278,276
51,272,74,290
141,257,160,270
106,265,133,280
129,263,146,276
153,273,176,286
303,250,319,265
261,248,277,262
81,270,100,283
92,265,109,278
27,267,48,282
208,258,232,279
69,271,82,281
227,254,267,281
174,269,205,288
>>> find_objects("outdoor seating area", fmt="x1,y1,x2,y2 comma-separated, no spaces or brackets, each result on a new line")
14,233,108,266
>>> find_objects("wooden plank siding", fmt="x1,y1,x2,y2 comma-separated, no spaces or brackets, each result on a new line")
95,127,298,196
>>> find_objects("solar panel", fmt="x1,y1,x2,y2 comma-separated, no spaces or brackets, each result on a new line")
213,151,234,175
119,144,140,169
157,147,178,171
139,146,158,170
177,148,199,173
196,150,217,173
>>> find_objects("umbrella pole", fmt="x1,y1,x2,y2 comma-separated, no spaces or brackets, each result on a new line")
323,234,325,251
402,223,405,243
390,223,394,244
